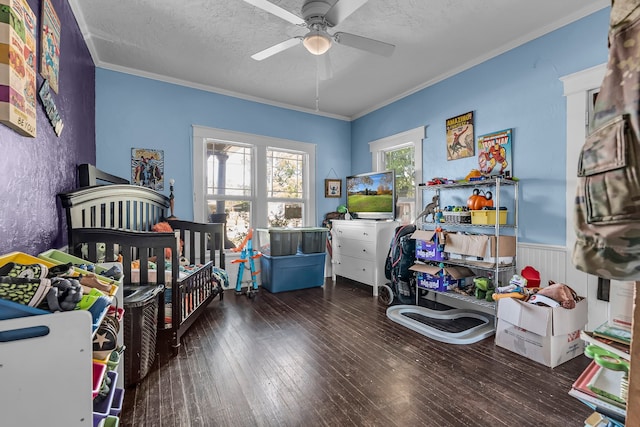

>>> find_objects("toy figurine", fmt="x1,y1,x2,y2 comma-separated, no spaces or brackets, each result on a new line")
416,194,439,222
434,209,444,223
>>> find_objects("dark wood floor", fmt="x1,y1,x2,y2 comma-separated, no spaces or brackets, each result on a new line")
121,278,593,427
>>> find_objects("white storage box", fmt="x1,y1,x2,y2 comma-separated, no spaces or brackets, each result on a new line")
495,297,588,368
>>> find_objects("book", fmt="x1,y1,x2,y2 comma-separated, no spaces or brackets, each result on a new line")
569,388,626,423
581,330,630,361
572,361,625,410
592,322,631,346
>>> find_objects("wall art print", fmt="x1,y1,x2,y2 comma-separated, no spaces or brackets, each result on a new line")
325,179,342,198
131,148,165,190
0,0,38,137
446,111,474,160
38,79,62,135
477,128,512,177
40,0,60,93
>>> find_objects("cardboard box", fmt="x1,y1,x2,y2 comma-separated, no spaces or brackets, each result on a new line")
608,281,634,331
410,263,474,292
495,297,588,368
411,229,447,262
444,233,515,264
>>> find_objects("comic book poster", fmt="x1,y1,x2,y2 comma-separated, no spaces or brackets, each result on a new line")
477,128,512,177
446,111,474,160
131,148,164,190
40,0,60,93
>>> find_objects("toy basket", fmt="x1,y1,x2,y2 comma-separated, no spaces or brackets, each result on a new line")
444,211,471,224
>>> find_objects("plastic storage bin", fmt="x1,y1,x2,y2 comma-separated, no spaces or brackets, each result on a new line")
123,284,163,387
0,299,50,342
470,209,508,225
38,249,120,296
299,227,328,254
92,362,108,399
260,252,326,293
256,228,301,256
443,211,471,224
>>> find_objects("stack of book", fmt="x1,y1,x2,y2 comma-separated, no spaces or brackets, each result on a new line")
570,323,631,426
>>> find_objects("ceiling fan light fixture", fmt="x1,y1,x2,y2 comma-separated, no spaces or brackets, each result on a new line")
303,30,332,55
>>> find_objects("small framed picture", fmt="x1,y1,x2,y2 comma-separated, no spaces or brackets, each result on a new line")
325,179,342,198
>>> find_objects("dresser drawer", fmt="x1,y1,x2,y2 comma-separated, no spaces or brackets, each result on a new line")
332,223,376,242
333,255,375,284
332,238,376,259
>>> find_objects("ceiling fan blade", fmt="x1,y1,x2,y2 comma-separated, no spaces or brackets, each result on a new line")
251,37,301,61
242,0,305,25
333,32,395,57
324,0,369,27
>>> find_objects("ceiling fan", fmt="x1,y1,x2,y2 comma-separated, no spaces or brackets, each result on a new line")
243,0,395,60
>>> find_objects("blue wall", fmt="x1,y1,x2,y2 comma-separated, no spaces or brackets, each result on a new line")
352,8,610,245
96,8,610,246
95,70,351,222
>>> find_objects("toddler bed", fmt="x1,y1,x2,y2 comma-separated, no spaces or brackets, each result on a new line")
59,164,227,354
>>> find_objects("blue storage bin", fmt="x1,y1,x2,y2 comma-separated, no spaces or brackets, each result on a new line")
93,370,118,418
0,299,50,342
260,252,326,293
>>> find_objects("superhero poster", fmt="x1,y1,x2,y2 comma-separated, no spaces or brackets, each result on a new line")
131,148,165,190
477,128,512,177
446,111,475,160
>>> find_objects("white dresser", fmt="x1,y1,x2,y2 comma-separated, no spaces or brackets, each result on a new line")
330,219,398,296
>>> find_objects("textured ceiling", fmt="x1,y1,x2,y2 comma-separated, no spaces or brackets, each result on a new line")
68,0,609,119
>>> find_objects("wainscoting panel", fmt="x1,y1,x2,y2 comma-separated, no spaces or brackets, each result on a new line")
517,242,567,285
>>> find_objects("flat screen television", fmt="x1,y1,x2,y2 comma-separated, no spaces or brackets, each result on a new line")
346,170,396,220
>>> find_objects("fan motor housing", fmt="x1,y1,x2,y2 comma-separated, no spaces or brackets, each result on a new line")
302,0,332,21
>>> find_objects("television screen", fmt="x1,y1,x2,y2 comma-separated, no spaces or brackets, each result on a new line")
346,170,396,220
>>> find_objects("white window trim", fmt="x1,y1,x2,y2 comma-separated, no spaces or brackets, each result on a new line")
561,63,606,331
192,125,316,227
369,126,426,217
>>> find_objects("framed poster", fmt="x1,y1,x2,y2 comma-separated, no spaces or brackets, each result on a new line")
131,148,165,190
325,179,341,198
40,0,60,93
477,128,513,177
446,111,474,160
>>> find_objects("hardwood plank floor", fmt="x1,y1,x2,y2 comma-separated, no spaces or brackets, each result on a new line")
121,278,593,426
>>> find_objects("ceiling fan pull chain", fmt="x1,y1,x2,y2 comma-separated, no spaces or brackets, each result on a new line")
315,56,320,112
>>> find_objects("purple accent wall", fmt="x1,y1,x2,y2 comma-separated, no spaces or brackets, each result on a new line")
0,0,94,255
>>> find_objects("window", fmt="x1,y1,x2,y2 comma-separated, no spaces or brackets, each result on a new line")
193,126,316,247
369,127,425,224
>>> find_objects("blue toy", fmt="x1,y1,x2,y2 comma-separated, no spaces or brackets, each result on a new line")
231,229,262,298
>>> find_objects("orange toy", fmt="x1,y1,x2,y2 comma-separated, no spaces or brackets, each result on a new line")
467,189,494,210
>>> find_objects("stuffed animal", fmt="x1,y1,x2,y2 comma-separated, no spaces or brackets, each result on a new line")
534,281,580,309
152,221,177,259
